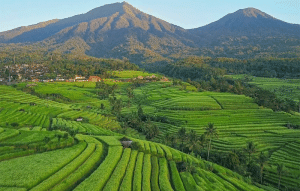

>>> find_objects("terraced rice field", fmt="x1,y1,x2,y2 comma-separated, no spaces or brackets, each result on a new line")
130,82,300,189
230,75,300,101
0,85,120,131
0,77,299,190
0,135,264,190
108,70,155,78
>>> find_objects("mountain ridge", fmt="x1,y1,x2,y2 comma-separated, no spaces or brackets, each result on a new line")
0,2,300,63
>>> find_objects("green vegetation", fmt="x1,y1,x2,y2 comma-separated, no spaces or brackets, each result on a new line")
169,160,186,191
74,146,123,190
119,150,139,191
0,143,85,188
133,152,144,191
150,156,160,191
108,70,155,79
31,142,96,191
231,74,300,102
52,143,103,190
159,158,174,191
0,66,298,190
103,148,131,191
142,154,152,191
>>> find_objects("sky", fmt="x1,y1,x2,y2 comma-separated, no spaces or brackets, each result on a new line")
0,0,299,32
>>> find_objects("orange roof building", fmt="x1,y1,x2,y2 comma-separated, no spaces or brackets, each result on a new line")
88,76,101,82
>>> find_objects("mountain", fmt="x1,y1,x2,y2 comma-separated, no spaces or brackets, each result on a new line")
0,2,199,63
190,8,300,38
189,8,300,58
0,4,300,63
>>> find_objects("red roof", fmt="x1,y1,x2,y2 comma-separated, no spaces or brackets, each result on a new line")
88,76,101,82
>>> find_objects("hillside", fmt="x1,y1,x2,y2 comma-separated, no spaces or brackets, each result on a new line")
1,3,300,63
0,2,198,63
0,70,299,190
0,78,267,191
190,8,300,38
189,8,300,58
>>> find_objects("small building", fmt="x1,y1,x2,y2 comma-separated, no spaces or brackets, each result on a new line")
76,117,83,122
160,77,169,82
120,137,132,148
75,75,85,80
31,79,39,83
88,76,101,82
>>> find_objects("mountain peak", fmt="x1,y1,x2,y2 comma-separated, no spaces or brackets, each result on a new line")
236,7,274,19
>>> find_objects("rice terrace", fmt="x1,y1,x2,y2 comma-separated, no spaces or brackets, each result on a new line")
0,1,300,191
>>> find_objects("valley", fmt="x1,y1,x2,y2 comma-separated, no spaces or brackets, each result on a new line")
0,1,300,190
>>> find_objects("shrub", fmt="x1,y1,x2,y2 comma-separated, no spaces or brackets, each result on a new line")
10,122,19,127
131,141,144,152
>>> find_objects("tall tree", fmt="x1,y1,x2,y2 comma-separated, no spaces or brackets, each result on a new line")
177,127,187,151
226,149,240,170
137,104,144,120
164,132,171,145
187,130,199,153
244,141,257,164
276,163,287,189
257,152,269,184
204,123,218,161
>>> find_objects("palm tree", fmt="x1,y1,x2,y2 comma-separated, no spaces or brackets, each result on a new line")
164,132,171,145
277,163,287,189
204,123,218,161
257,152,269,184
177,127,186,151
169,134,177,147
184,161,195,173
226,149,240,170
244,141,257,164
187,130,198,152
187,133,206,155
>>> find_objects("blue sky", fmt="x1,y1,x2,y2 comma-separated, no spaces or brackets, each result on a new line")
0,0,299,32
